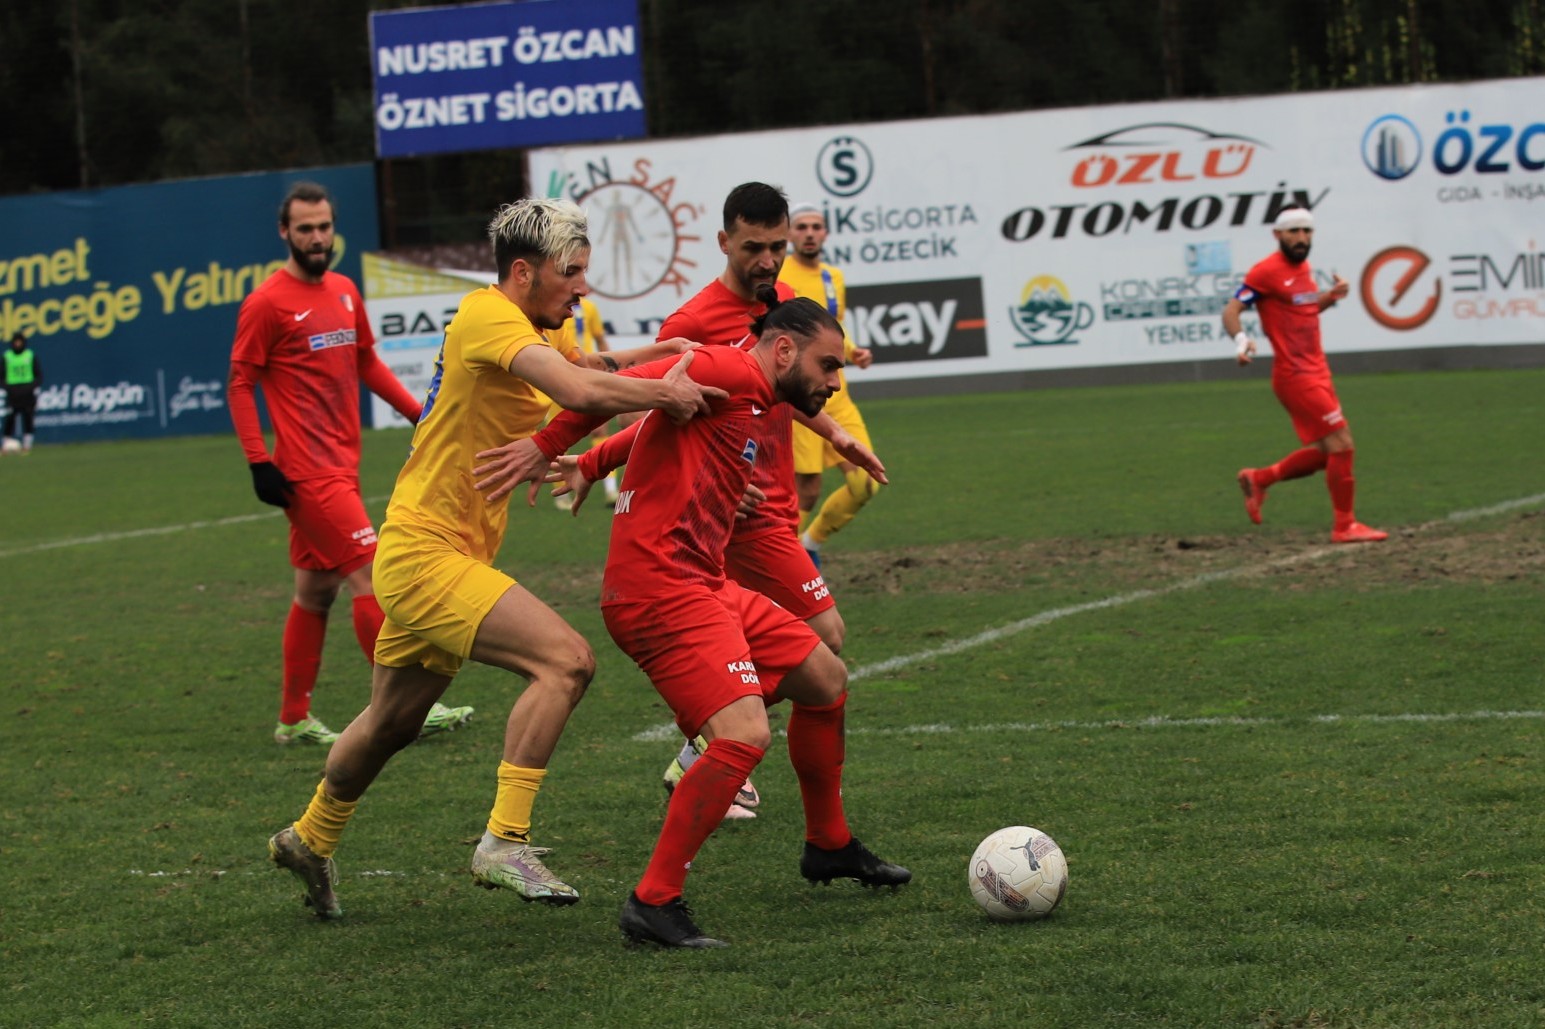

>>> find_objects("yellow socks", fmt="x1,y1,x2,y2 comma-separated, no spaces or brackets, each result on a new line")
293,781,358,859
806,470,881,545
488,762,547,843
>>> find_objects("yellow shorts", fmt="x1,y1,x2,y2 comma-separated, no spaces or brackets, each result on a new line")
372,521,516,678
793,387,871,476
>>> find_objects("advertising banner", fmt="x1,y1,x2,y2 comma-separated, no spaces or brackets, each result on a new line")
360,253,483,431
526,78,1545,384
369,0,646,159
0,165,378,442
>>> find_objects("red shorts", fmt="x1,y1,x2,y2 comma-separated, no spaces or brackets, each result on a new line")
284,476,377,575
603,580,822,738
1273,374,1346,444
724,529,834,620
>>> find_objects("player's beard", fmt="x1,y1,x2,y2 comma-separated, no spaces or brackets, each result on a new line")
1280,239,1311,264
778,366,831,418
737,259,783,298
289,238,333,278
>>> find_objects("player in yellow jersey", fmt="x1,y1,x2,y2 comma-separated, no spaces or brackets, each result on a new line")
267,198,726,919
778,203,880,567
545,295,620,507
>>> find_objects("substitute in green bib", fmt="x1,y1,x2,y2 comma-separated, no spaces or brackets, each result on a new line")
3,332,40,454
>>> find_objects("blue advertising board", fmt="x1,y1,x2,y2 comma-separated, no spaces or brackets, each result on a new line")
0,164,378,443
369,0,646,159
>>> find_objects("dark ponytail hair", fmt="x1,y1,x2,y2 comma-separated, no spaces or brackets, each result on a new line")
751,291,840,342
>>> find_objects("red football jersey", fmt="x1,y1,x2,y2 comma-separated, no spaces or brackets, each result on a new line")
657,279,798,541
1236,251,1330,380
230,269,377,480
578,346,776,602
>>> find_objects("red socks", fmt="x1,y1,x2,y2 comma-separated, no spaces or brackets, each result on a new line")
636,737,764,905
1260,446,1327,487
1325,449,1357,529
279,593,382,724
1255,445,1359,529
351,593,385,665
280,603,327,724
788,696,852,850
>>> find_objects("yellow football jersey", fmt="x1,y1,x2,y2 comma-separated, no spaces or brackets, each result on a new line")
384,285,578,562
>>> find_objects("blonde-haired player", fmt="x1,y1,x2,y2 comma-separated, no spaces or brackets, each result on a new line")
778,202,880,566
266,197,725,919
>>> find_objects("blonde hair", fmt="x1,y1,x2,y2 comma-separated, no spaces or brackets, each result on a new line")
488,198,589,277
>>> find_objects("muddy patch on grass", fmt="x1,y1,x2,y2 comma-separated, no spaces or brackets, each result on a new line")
828,510,1544,597
513,511,1542,606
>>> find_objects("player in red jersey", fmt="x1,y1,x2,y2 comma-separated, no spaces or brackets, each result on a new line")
650,183,816,814
229,182,473,746
541,295,911,948
472,183,873,819
1222,207,1387,544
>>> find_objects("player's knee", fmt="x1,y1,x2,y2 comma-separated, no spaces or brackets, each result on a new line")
708,699,774,751
717,720,773,753
375,716,424,754
807,644,848,704
538,639,596,704
844,468,881,502
294,585,340,611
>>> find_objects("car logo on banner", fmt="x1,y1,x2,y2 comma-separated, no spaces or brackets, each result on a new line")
1360,246,1441,329
1010,276,1095,346
1362,115,1422,180
1063,122,1265,188
844,278,987,361
1002,123,1325,242
817,135,874,197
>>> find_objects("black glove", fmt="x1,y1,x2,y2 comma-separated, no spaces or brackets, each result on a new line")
249,461,295,508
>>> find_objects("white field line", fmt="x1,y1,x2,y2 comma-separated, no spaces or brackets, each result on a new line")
0,495,392,560
631,491,1544,742
839,708,1545,737
1446,491,1545,521
10,487,1540,737
0,510,281,558
104,490,1542,883
126,707,1545,881
11,491,1539,562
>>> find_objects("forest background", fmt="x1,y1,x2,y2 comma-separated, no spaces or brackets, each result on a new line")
3,0,1543,245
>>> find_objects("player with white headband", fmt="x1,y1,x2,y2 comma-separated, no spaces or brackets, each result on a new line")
1221,207,1387,544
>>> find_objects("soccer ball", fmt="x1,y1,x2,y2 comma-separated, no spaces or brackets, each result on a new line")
968,825,1068,921
1,438,20,453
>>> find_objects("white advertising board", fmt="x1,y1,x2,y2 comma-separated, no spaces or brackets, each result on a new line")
360,253,483,431
526,79,1545,383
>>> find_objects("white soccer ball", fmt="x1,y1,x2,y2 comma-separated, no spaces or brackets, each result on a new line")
1,438,20,453
968,825,1068,921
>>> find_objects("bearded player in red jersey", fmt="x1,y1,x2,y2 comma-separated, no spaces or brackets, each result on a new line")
541,295,910,948
1222,207,1387,544
229,182,473,747
651,183,817,815
475,183,867,819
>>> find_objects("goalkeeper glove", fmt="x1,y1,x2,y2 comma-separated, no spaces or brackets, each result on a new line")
250,461,295,508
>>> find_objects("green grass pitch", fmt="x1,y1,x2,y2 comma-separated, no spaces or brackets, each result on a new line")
2,367,1542,1027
